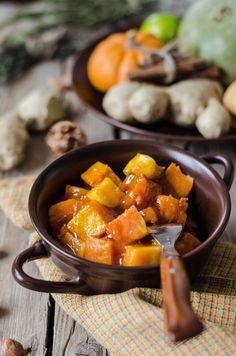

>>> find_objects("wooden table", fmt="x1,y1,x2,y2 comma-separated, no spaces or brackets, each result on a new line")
0,3,235,356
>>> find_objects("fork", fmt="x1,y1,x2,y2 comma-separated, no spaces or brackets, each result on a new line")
149,224,203,342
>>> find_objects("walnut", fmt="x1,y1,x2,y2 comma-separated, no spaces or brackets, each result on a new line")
1,339,26,356
46,120,86,155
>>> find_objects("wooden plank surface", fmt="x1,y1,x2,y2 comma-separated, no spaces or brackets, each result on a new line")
0,4,112,354
0,220,48,355
0,61,63,355
53,305,108,356
1,1,235,355
0,57,111,354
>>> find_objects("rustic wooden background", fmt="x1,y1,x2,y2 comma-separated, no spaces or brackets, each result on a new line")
0,1,235,355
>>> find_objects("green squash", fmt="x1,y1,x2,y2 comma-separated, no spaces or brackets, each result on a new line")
178,0,236,84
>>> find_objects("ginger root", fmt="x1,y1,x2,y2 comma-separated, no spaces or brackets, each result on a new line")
129,85,169,124
168,79,223,126
0,112,28,171
195,98,231,139
102,78,231,138
17,89,66,131
102,81,141,122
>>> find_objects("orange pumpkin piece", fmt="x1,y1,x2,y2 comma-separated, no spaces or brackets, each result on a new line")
84,235,114,264
185,216,198,232
67,201,113,240
123,153,164,179
165,163,194,198
123,245,162,266
121,174,161,210
49,199,85,234
140,207,158,225
59,226,85,257
81,161,122,188
65,185,88,199
156,195,188,225
178,198,189,225
106,205,148,247
87,177,124,208
87,31,163,92
175,232,201,255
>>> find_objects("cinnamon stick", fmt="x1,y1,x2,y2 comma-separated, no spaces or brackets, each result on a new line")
129,56,221,83
187,66,221,79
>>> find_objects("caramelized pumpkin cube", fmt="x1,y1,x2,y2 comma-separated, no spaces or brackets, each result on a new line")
87,177,123,208
175,232,201,255
121,174,161,210
106,205,148,246
65,185,88,199
81,161,122,188
67,201,113,240
185,216,198,232
49,199,85,234
123,245,162,266
178,198,188,225
84,236,114,264
156,195,188,225
59,227,85,257
123,153,164,179
140,207,158,225
165,163,193,198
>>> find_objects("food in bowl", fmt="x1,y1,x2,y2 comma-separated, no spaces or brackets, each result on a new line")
48,153,201,266
12,140,232,294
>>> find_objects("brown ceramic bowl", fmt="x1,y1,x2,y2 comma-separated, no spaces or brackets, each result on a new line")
12,140,233,294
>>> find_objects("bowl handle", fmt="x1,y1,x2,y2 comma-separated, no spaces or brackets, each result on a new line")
200,154,234,189
12,241,91,294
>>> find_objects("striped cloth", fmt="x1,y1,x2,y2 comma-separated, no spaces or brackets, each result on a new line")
0,176,235,355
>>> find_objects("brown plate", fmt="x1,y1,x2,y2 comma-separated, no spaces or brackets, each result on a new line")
72,29,236,142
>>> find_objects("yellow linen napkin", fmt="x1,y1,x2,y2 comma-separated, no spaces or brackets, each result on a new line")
0,176,235,355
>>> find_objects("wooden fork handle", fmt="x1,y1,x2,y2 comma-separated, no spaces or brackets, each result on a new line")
160,254,203,342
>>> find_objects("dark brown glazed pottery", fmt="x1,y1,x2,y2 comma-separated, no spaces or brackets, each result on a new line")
12,140,233,294
72,29,236,142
